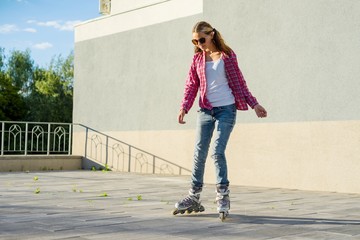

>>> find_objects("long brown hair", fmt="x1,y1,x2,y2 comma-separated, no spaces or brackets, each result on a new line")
192,21,232,55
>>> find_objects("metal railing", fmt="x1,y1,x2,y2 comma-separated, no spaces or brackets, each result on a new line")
0,121,191,175
0,121,72,156
76,124,191,175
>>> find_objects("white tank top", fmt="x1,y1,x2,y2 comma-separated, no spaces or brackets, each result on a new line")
205,58,235,107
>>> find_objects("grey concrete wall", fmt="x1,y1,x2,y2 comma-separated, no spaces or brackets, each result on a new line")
204,0,360,123
74,15,203,132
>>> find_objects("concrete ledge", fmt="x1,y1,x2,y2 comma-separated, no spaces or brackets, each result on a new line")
0,155,82,172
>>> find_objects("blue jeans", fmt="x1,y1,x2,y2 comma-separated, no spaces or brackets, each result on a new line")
191,104,237,189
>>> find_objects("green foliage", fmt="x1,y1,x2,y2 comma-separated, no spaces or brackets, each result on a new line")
7,49,34,95
0,48,5,70
0,47,73,122
26,53,73,122
0,71,27,120
101,164,111,172
100,192,108,197
0,48,27,120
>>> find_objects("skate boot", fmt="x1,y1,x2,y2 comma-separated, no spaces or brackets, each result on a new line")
216,185,230,221
172,187,205,215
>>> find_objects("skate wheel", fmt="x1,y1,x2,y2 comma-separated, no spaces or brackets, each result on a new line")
199,205,205,212
186,209,193,214
172,209,179,215
180,210,185,214
219,212,226,222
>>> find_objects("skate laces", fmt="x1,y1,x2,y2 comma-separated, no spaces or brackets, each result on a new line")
216,195,229,202
180,195,200,206
216,188,229,195
186,189,201,202
215,188,230,202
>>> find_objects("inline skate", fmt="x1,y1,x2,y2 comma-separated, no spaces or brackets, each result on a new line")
172,187,205,215
216,185,230,221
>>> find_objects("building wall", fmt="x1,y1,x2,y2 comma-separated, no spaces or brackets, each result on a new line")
74,0,360,193
111,0,172,14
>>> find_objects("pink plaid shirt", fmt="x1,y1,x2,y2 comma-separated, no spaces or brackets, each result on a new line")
181,50,258,112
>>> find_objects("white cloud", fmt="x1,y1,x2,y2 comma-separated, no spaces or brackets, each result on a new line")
24,28,37,33
58,21,82,31
16,0,29,3
33,42,53,50
0,24,19,34
36,20,61,28
27,20,82,31
0,24,37,34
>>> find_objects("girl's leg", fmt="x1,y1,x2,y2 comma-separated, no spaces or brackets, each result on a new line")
190,108,215,189
211,104,236,186
174,109,214,214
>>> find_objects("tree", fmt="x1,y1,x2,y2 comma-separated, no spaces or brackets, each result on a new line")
0,47,5,71
0,72,27,121
0,48,27,120
6,49,34,95
26,52,73,122
0,47,74,123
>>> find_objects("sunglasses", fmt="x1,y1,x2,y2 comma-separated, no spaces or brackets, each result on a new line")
192,37,206,45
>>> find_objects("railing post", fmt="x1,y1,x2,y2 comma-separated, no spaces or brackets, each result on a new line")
1,122,4,156
128,146,131,172
68,124,72,155
47,123,51,155
84,127,88,158
24,123,28,156
153,156,155,174
105,136,109,165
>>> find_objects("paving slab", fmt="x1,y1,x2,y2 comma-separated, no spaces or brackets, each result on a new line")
0,171,360,240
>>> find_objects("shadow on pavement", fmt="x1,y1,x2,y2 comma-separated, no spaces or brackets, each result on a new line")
174,213,360,225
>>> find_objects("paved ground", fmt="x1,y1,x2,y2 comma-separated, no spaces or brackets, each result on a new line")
0,171,360,240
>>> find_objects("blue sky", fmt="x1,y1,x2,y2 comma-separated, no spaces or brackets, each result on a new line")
0,0,101,67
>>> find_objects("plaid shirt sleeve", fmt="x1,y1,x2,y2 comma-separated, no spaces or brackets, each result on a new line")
180,54,200,112
227,51,258,109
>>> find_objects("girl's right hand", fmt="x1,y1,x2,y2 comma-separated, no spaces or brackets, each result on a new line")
254,104,267,118
178,109,186,124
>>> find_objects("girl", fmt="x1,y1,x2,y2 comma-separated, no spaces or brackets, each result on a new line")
173,21,267,220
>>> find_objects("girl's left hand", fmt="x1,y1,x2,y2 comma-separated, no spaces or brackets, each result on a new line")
254,104,267,118
178,109,187,124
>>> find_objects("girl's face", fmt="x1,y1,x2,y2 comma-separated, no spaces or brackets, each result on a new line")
192,31,213,52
